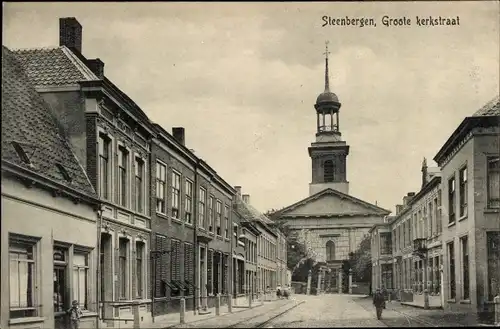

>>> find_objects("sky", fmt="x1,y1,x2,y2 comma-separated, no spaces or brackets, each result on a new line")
3,2,499,214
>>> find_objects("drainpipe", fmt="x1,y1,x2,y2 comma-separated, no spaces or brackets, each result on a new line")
96,203,104,329
193,159,200,314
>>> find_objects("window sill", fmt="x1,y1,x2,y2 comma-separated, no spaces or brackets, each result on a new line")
484,208,500,214
447,299,456,303
9,317,45,325
185,222,194,227
156,212,169,220
447,221,456,228
459,299,471,304
458,215,467,222
172,218,183,225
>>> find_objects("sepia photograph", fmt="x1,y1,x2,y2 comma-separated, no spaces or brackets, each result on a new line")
1,2,499,328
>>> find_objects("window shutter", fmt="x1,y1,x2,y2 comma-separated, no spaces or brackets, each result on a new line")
207,249,213,294
223,254,228,294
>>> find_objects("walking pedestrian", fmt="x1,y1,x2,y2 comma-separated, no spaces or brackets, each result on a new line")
373,288,385,320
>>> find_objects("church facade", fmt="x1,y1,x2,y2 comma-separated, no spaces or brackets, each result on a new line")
269,43,390,292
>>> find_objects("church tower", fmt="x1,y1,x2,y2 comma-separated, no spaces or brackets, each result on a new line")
308,41,350,196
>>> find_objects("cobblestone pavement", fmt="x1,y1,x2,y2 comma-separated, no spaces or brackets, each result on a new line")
259,294,386,328
352,296,483,327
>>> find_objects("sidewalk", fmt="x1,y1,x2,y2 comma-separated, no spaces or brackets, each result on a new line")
386,300,483,327
168,298,295,328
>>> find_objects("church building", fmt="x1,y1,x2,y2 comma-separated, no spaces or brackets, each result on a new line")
269,43,391,292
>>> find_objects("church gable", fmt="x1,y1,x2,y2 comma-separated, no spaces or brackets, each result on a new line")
278,188,390,218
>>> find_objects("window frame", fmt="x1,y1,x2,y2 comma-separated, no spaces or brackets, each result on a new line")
118,237,130,300
458,166,468,218
185,179,193,224
460,235,470,300
171,170,181,219
118,145,129,207
224,205,229,239
72,250,90,310
199,187,207,229
98,133,111,200
216,200,222,236
155,161,167,214
9,235,38,318
209,195,215,233
135,156,145,214
487,156,500,208
135,241,145,299
448,176,456,224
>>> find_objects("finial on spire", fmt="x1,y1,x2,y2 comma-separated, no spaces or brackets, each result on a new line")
323,41,330,92
422,157,427,168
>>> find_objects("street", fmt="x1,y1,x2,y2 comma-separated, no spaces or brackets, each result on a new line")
170,294,487,328
260,294,386,328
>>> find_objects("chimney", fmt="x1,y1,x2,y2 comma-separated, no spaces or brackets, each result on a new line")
87,59,105,79
242,194,250,204
59,17,82,53
421,157,428,188
234,186,242,196
395,204,403,215
172,127,185,146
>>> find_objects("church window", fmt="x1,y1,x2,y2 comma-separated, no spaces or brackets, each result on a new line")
324,160,335,182
326,240,335,261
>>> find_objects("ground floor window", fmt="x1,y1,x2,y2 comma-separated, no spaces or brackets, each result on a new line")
53,247,68,313
9,235,38,318
73,252,89,309
487,232,500,300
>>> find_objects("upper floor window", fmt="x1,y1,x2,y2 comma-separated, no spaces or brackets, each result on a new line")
98,134,111,200
185,180,193,224
487,157,500,208
156,162,167,214
199,188,206,228
216,201,222,236
224,206,229,239
324,160,335,182
448,176,456,224
171,171,181,219
209,196,215,232
459,166,468,217
135,157,144,213
118,146,129,207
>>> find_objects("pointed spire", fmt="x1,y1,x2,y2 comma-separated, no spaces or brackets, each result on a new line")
422,157,427,169
323,41,330,92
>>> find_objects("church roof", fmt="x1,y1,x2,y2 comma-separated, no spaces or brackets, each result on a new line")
272,188,391,218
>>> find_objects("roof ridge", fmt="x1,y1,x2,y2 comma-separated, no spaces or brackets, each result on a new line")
11,46,62,52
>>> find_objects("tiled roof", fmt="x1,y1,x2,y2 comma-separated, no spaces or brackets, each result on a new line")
472,96,500,117
234,196,273,225
13,46,97,86
2,46,97,198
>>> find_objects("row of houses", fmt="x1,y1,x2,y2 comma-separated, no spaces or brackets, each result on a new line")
370,97,500,322
1,17,287,329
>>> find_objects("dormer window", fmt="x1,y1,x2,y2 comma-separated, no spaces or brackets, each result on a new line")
56,163,72,183
11,141,32,166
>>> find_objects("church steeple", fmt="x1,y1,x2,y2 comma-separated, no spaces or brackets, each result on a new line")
308,41,350,196
315,41,341,136
324,41,330,93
